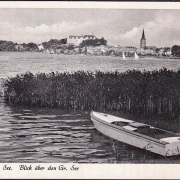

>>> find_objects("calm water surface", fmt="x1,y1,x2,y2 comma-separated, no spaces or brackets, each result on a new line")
0,52,180,163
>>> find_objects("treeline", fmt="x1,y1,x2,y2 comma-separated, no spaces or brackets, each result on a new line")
3,68,180,120
21,42,38,51
0,41,39,52
0,38,67,52
0,37,108,52
0,41,16,51
79,37,107,47
42,38,67,49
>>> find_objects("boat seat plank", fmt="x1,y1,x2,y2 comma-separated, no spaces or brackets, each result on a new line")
123,125,137,131
129,122,150,128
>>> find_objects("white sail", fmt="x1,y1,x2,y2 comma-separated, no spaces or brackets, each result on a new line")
134,52,139,59
122,52,126,60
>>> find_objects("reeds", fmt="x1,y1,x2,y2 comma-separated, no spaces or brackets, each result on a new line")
3,68,180,119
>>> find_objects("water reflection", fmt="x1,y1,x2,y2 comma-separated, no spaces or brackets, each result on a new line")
0,98,110,163
0,97,180,163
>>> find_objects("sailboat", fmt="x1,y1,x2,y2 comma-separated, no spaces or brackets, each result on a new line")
122,52,126,60
121,51,139,60
134,51,139,60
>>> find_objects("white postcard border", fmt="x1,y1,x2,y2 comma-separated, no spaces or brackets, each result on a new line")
0,1,180,179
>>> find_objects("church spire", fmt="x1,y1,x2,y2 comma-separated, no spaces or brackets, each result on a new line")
141,29,145,39
140,29,146,49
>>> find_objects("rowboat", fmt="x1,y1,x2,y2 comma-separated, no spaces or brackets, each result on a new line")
90,111,180,156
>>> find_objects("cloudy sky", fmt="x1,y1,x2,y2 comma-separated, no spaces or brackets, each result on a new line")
0,8,180,47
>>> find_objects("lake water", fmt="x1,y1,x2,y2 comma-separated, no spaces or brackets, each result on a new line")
0,51,180,163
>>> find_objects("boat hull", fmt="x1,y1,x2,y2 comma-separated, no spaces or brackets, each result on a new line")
91,111,180,156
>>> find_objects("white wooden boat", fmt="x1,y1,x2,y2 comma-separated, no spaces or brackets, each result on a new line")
90,111,180,156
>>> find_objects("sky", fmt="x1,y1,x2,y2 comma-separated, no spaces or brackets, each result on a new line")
0,8,180,47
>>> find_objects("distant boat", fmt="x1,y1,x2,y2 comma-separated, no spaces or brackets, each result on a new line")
134,51,139,59
122,51,139,60
122,52,126,60
90,111,180,156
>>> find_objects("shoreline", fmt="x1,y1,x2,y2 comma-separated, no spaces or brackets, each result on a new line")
1,51,179,60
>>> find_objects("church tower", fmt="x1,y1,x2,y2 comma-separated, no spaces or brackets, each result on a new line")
140,29,146,49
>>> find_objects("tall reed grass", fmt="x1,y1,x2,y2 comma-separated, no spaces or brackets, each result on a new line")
3,68,180,119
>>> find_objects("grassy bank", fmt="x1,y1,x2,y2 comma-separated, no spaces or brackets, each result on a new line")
3,68,180,120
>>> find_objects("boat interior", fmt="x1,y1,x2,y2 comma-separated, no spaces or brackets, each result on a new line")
111,121,177,140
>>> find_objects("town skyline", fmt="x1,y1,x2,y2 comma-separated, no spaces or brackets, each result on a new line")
0,9,180,47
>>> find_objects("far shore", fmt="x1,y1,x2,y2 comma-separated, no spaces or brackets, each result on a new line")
1,51,179,60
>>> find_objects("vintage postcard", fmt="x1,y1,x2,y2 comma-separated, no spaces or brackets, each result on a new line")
0,1,180,179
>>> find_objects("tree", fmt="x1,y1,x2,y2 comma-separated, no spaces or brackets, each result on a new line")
26,42,38,51
0,41,16,51
99,37,107,46
172,45,180,56
79,37,107,47
42,38,67,49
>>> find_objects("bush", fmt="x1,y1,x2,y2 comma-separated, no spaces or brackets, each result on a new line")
80,37,107,47
3,68,180,120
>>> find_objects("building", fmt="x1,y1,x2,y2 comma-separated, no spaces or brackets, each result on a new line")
120,46,137,52
145,46,157,51
140,29,146,49
158,47,172,56
165,48,172,56
138,29,158,55
15,44,25,51
67,34,96,46
37,44,44,51
137,48,157,55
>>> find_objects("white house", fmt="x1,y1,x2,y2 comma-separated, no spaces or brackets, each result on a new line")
165,48,172,56
67,34,96,46
38,44,44,51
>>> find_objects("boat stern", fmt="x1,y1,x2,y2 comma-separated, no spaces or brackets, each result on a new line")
161,137,180,156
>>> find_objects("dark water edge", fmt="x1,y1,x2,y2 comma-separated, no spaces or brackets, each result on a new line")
0,97,180,163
